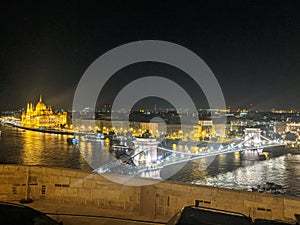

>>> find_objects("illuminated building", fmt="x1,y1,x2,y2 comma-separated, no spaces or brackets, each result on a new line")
197,120,213,139
21,95,67,128
286,122,300,137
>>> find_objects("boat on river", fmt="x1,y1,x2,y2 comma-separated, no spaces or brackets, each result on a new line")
84,133,105,142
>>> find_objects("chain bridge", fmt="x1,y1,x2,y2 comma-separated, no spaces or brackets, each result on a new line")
95,128,285,177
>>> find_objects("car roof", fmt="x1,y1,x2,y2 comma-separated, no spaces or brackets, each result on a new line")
0,201,60,225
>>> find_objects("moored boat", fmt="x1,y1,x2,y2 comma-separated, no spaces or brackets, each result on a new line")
84,133,105,142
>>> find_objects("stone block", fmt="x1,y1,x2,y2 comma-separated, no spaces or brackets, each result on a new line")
284,206,300,220
0,177,8,184
0,194,8,201
46,168,62,176
170,183,190,192
61,169,77,178
67,188,78,196
283,199,300,219
270,207,284,220
105,200,125,209
95,182,109,189
49,175,60,184
284,198,300,207
0,185,9,195
59,176,70,185
7,176,26,184
75,171,91,179
107,190,120,201
155,182,171,190
37,175,50,183
70,178,83,188
54,187,67,196
45,184,55,195
91,189,105,199
98,175,109,182
83,179,95,189
77,188,91,199
31,166,47,175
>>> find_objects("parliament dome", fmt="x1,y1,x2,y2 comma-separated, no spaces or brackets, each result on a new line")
35,96,47,111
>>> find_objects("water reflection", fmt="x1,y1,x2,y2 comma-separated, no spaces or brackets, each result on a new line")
22,129,43,165
192,156,288,192
0,124,91,170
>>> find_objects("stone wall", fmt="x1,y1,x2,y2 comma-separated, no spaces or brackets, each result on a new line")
0,164,299,223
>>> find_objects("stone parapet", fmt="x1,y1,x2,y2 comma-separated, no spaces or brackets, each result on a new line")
0,164,299,223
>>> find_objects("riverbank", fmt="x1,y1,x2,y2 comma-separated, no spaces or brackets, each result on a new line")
0,119,74,135
286,144,300,154
13,123,74,135
287,148,300,154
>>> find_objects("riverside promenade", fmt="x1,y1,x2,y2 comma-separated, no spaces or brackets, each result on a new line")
0,165,299,224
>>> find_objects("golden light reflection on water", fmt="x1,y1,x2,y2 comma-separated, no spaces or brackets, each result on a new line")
79,140,93,164
234,151,240,159
218,153,225,164
21,130,43,165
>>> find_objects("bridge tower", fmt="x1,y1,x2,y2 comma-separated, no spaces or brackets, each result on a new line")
132,138,160,167
244,128,262,147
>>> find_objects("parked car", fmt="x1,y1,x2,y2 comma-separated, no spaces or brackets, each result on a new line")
167,201,298,225
0,201,62,225
167,205,253,225
254,219,297,225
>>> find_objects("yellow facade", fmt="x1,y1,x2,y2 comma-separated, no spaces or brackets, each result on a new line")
21,96,67,128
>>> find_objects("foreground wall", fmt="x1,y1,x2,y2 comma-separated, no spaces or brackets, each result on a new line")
0,164,299,222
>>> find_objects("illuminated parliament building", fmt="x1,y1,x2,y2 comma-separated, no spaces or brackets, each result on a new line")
21,96,67,128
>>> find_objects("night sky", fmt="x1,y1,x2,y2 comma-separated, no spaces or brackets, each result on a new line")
1,1,300,111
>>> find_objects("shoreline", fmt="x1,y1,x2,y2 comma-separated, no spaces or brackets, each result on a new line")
1,121,74,135
287,148,300,154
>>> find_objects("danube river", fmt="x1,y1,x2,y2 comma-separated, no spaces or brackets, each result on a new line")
0,124,299,197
